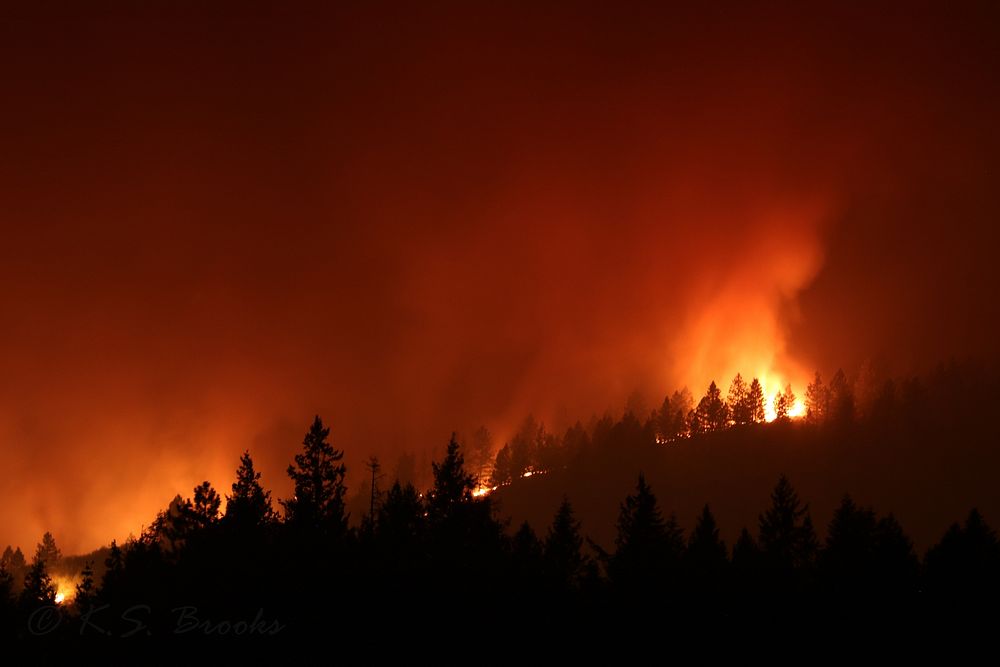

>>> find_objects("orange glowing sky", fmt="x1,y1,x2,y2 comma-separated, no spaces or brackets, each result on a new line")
1,2,999,554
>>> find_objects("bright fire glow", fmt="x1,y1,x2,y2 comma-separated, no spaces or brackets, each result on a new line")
472,484,497,498
764,397,779,423
787,398,806,418
52,575,79,605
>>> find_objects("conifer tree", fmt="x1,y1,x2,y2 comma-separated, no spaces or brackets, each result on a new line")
759,475,817,570
426,433,476,524
189,481,221,528
610,475,685,591
806,372,828,422
34,532,61,567
21,558,56,608
74,561,97,612
282,415,348,536
544,498,587,588
728,374,751,425
748,378,766,423
225,450,276,530
686,504,728,576
689,382,729,434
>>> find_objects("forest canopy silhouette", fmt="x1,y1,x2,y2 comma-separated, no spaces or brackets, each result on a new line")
1,0,1000,649
4,359,1000,641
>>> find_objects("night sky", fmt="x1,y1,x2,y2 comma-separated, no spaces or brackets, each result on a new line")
2,1,998,553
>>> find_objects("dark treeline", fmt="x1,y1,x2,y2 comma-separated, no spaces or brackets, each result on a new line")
3,396,1000,644
483,361,990,488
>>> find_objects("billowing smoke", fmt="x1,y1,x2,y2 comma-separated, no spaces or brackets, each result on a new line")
1,3,997,553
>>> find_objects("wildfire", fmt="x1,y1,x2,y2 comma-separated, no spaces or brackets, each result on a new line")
52,575,79,605
472,469,543,498
472,484,496,498
749,370,808,423
786,398,806,419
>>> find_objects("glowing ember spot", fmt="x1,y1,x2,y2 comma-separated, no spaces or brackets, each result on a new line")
472,485,496,498
521,470,535,478
54,592,65,604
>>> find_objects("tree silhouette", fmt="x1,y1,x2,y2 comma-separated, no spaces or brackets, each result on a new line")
828,368,855,424
544,498,587,590
872,513,918,594
728,374,751,425
74,561,97,612
150,494,194,551
34,531,61,567
609,474,684,593
490,443,513,486
424,434,506,603
377,480,425,548
925,508,1000,596
732,528,761,572
668,389,693,438
0,563,13,624
806,372,827,422
466,426,495,484
20,558,56,608
361,456,384,533
509,415,542,477
774,383,796,420
656,389,693,441
747,378,766,423
188,481,221,528
282,415,348,536
372,479,427,601
0,547,26,588
689,382,729,434
820,495,878,594
426,433,476,524
758,475,817,578
225,450,276,530
512,521,544,575
685,504,728,594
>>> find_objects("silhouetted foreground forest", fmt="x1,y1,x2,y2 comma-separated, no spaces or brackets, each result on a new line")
2,363,1000,644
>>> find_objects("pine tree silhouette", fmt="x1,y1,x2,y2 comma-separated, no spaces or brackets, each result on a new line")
747,378,766,423
20,558,56,609
426,433,476,524
74,561,97,613
925,508,1000,597
189,481,222,528
225,450,276,530
544,497,588,590
512,521,544,575
685,504,729,595
34,531,61,567
806,372,827,422
728,374,751,425
282,415,348,537
689,382,729,434
377,481,425,549
609,474,684,593
820,495,878,594
758,475,817,591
